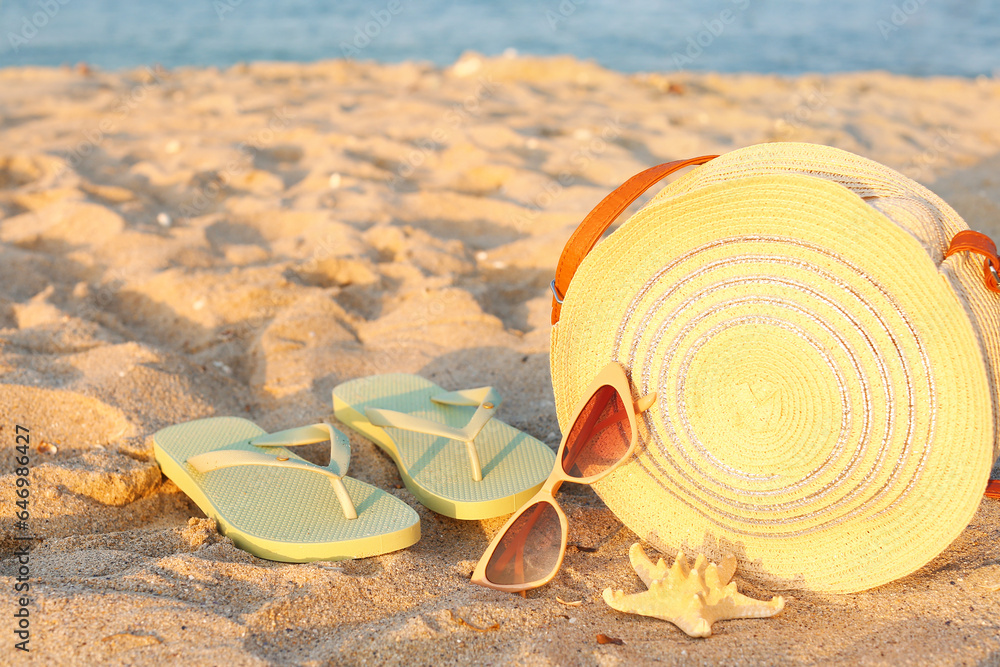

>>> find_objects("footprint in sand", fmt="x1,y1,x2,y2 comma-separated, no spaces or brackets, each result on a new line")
0,386,156,508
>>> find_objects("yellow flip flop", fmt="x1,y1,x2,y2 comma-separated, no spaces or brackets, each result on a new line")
332,374,555,520
152,416,419,561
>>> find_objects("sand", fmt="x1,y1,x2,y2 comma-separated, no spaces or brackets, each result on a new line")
1,53,999,665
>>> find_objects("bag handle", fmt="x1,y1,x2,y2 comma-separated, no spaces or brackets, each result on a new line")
552,162,1000,321
550,156,718,325
944,230,1000,294
946,231,1000,497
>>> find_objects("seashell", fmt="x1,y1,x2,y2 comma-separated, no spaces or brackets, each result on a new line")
37,441,58,455
602,543,784,638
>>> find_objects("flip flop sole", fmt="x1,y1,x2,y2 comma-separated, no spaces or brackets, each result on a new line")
153,416,420,561
333,374,555,520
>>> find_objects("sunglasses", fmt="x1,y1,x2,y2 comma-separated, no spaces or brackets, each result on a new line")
471,362,655,592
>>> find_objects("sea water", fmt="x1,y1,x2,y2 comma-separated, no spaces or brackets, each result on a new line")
0,0,997,76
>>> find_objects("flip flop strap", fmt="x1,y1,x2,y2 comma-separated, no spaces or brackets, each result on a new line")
364,386,502,482
248,423,352,476
186,422,358,520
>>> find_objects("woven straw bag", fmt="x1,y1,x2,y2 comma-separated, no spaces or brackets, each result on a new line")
549,142,1000,593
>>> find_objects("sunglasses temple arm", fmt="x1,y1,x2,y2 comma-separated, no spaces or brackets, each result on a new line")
559,392,611,473
588,393,655,436
634,392,656,413
590,393,655,434
514,540,525,582
561,411,621,473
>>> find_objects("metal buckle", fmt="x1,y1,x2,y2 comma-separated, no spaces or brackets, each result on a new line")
549,280,564,304
989,263,1000,289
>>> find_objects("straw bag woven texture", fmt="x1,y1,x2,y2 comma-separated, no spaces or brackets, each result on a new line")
550,143,1000,593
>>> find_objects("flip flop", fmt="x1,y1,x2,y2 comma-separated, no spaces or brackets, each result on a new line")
332,374,556,520
152,416,420,562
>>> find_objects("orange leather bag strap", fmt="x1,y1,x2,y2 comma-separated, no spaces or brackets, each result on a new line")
946,231,1000,497
550,156,717,324
944,230,1000,294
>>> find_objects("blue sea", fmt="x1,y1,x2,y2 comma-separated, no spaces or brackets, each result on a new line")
0,0,997,76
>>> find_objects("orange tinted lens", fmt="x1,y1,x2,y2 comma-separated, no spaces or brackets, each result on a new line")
484,502,562,587
561,384,630,478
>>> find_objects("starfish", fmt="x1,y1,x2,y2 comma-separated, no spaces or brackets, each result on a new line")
602,543,785,638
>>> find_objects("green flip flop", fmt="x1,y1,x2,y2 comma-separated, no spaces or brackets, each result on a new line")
332,374,555,520
152,416,420,562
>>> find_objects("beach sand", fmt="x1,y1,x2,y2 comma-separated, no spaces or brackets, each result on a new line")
1,54,1000,665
